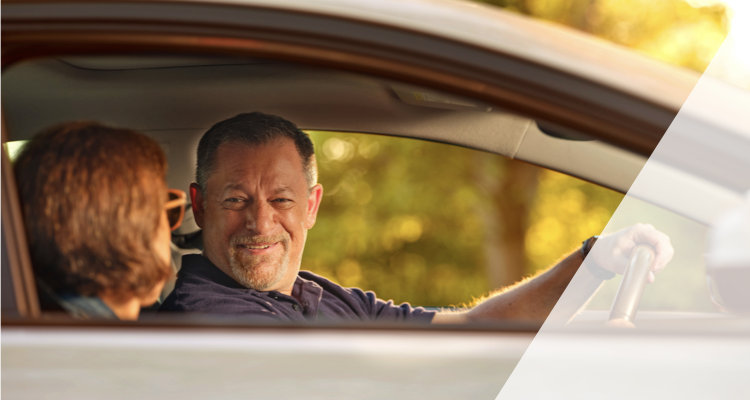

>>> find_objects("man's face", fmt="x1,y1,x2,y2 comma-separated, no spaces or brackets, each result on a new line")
191,139,323,293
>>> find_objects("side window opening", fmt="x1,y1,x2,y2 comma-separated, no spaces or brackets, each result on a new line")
2,53,719,324
305,131,623,308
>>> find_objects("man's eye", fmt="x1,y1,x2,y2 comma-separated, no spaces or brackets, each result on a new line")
271,198,294,207
223,198,246,209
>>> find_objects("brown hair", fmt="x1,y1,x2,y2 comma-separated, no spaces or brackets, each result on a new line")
14,122,171,301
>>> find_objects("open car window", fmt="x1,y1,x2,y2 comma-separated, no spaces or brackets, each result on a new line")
1,53,742,332
1,54,616,323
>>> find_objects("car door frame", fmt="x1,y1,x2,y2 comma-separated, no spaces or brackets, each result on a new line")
1,0,685,320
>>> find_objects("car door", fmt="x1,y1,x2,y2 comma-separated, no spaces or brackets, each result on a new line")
5,1,747,399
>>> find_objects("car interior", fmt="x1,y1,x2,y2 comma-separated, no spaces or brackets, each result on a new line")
2,53,742,327
1,54,647,304
3,54,647,193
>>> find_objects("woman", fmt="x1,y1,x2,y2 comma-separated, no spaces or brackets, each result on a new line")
14,122,185,320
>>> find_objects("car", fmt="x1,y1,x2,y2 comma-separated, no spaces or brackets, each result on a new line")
2,0,749,399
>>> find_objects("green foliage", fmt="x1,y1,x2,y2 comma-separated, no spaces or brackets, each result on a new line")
472,0,729,72
526,170,623,274
304,131,622,307
305,132,491,306
302,1,730,309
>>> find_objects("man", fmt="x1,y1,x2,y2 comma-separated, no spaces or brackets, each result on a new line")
160,112,674,324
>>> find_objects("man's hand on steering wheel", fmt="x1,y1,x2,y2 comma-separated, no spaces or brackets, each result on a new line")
590,223,675,283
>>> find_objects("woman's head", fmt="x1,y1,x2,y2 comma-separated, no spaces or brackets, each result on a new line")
14,122,172,308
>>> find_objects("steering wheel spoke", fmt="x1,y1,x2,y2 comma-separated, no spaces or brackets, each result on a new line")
608,244,655,323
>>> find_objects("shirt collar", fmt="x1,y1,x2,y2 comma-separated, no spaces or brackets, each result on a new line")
181,254,246,289
182,254,323,303
57,294,118,320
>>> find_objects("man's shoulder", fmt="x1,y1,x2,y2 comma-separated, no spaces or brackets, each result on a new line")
297,270,370,298
297,270,338,286
158,273,247,313
297,270,436,323
158,254,261,314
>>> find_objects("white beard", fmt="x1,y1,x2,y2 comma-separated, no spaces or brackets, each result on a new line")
228,234,290,290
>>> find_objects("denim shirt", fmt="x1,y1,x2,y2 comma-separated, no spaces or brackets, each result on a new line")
57,294,118,319
37,279,118,320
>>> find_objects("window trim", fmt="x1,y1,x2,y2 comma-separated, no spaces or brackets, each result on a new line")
2,117,40,318
1,4,678,321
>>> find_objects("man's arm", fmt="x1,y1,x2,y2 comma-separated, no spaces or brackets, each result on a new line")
432,223,674,324
432,248,597,324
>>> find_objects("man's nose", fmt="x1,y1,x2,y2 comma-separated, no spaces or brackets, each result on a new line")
245,201,275,235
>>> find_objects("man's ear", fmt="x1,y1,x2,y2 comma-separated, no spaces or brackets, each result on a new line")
304,184,324,229
189,183,205,228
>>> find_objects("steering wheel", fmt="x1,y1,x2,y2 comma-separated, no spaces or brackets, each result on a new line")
608,244,656,323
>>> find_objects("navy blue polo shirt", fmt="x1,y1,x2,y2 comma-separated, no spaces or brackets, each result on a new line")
159,254,436,323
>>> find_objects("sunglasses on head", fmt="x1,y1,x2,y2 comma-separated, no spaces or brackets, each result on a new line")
165,189,187,231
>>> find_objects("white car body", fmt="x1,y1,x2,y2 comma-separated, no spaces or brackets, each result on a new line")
2,1,749,399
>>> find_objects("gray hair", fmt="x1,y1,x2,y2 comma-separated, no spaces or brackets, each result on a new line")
196,112,317,196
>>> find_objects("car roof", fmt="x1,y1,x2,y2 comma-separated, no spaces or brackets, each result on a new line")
3,55,646,194
2,0,697,152
211,0,698,112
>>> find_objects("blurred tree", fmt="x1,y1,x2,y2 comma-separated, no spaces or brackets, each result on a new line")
473,0,729,72
473,155,540,289
525,169,623,274
302,1,731,308
305,132,492,306
305,131,620,307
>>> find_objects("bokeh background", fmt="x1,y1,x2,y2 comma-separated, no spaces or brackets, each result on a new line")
301,0,733,308
304,132,623,307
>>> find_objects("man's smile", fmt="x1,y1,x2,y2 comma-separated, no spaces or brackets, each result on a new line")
227,232,291,290
238,242,280,255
